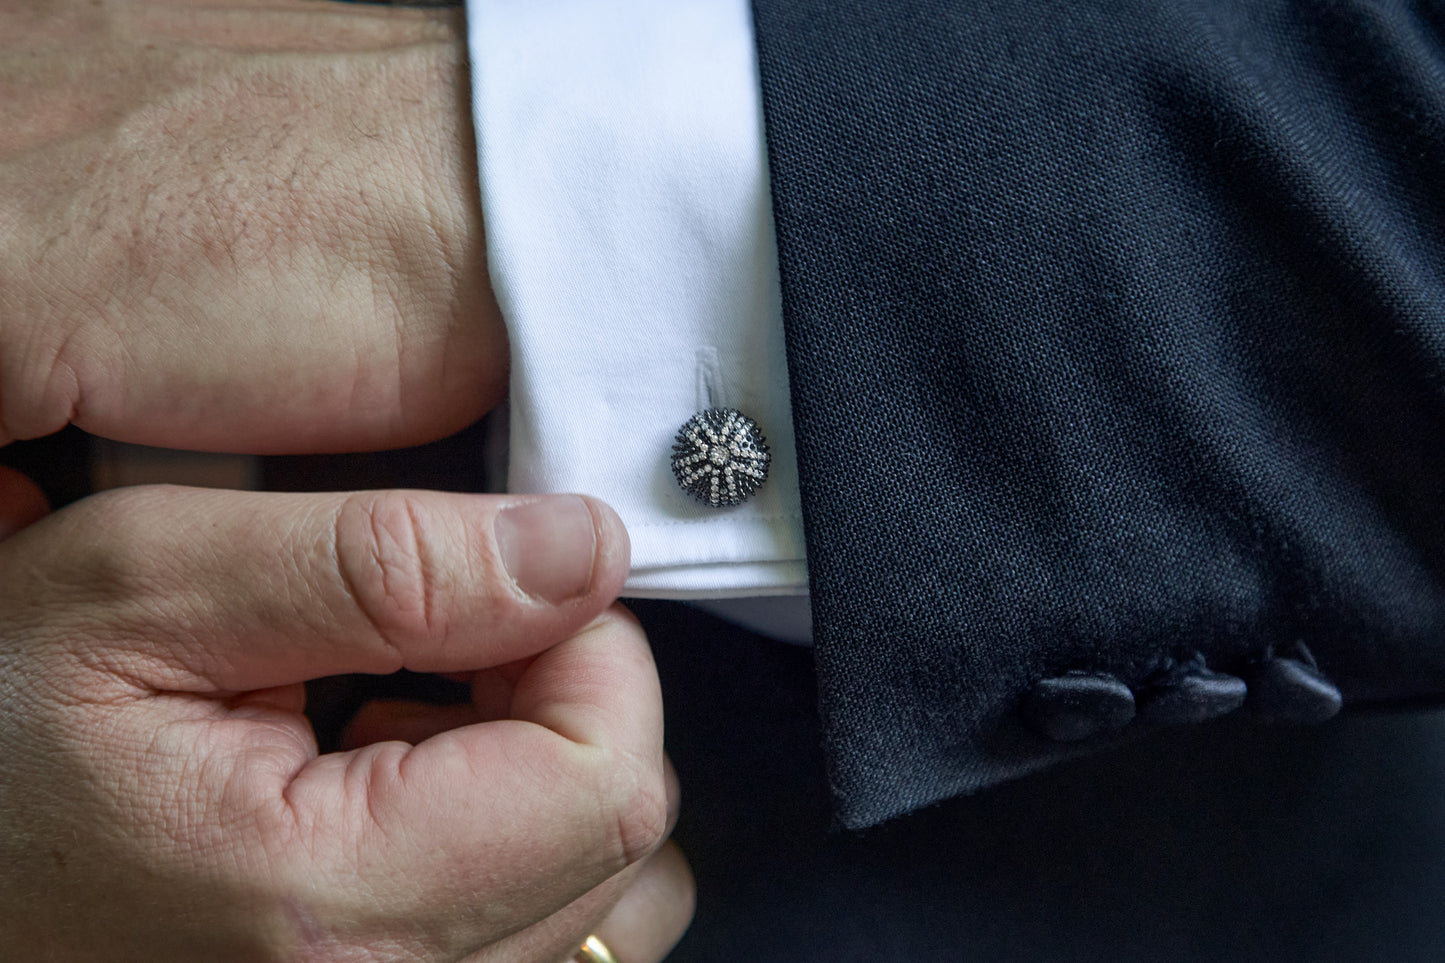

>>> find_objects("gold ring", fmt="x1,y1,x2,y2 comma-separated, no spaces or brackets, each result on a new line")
574,934,620,963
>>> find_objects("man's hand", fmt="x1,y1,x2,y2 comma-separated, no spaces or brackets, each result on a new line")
0,474,692,961
0,5,701,958
0,0,504,453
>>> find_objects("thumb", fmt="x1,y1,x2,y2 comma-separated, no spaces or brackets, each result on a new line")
1,485,628,693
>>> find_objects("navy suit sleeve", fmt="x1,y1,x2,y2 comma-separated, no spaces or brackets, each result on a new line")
751,0,1445,827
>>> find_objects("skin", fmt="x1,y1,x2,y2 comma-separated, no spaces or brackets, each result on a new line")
0,1,693,959
0,0,503,452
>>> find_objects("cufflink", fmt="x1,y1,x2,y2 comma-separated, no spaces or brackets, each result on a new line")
670,408,771,507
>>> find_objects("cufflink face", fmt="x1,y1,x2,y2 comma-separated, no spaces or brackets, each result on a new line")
671,408,771,508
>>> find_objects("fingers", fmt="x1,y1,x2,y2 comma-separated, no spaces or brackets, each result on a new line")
469,841,696,963
585,842,696,963
275,606,669,956
0,482,670,957
0,486,628,692
336,692,693,958
0,466,48,540
340,697,693,963
457,760,690,963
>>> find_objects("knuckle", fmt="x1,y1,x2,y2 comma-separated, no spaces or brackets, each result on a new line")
606,752,671,868
1,486,199,691
0,299,86,444
332,492,450,660
46,487,167,599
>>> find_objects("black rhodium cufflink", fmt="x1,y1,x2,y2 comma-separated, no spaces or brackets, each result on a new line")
670,408,771,508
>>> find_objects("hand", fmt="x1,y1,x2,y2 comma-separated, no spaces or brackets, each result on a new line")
0,475,694,961
0,0,504,454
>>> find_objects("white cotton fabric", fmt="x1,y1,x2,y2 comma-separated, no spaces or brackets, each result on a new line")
467,0,809,600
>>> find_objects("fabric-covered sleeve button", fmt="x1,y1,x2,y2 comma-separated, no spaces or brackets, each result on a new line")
1246,644,1343,725
1023,671,1136,742
1138,667,1247,726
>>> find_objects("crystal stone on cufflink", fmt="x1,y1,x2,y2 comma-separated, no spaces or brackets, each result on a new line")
670,408,771,508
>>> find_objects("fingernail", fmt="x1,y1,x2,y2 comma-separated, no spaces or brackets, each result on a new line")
494,495,597,603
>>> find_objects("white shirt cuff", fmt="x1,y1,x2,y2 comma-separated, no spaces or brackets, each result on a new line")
467,0,808,600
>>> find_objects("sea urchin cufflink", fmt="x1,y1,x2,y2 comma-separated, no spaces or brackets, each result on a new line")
670,408,771,508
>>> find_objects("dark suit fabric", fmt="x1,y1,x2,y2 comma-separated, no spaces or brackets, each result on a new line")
751,0,1445,828
638,600,1445,963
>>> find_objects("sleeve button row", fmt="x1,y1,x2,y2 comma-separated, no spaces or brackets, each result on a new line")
1023,644,1342,742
